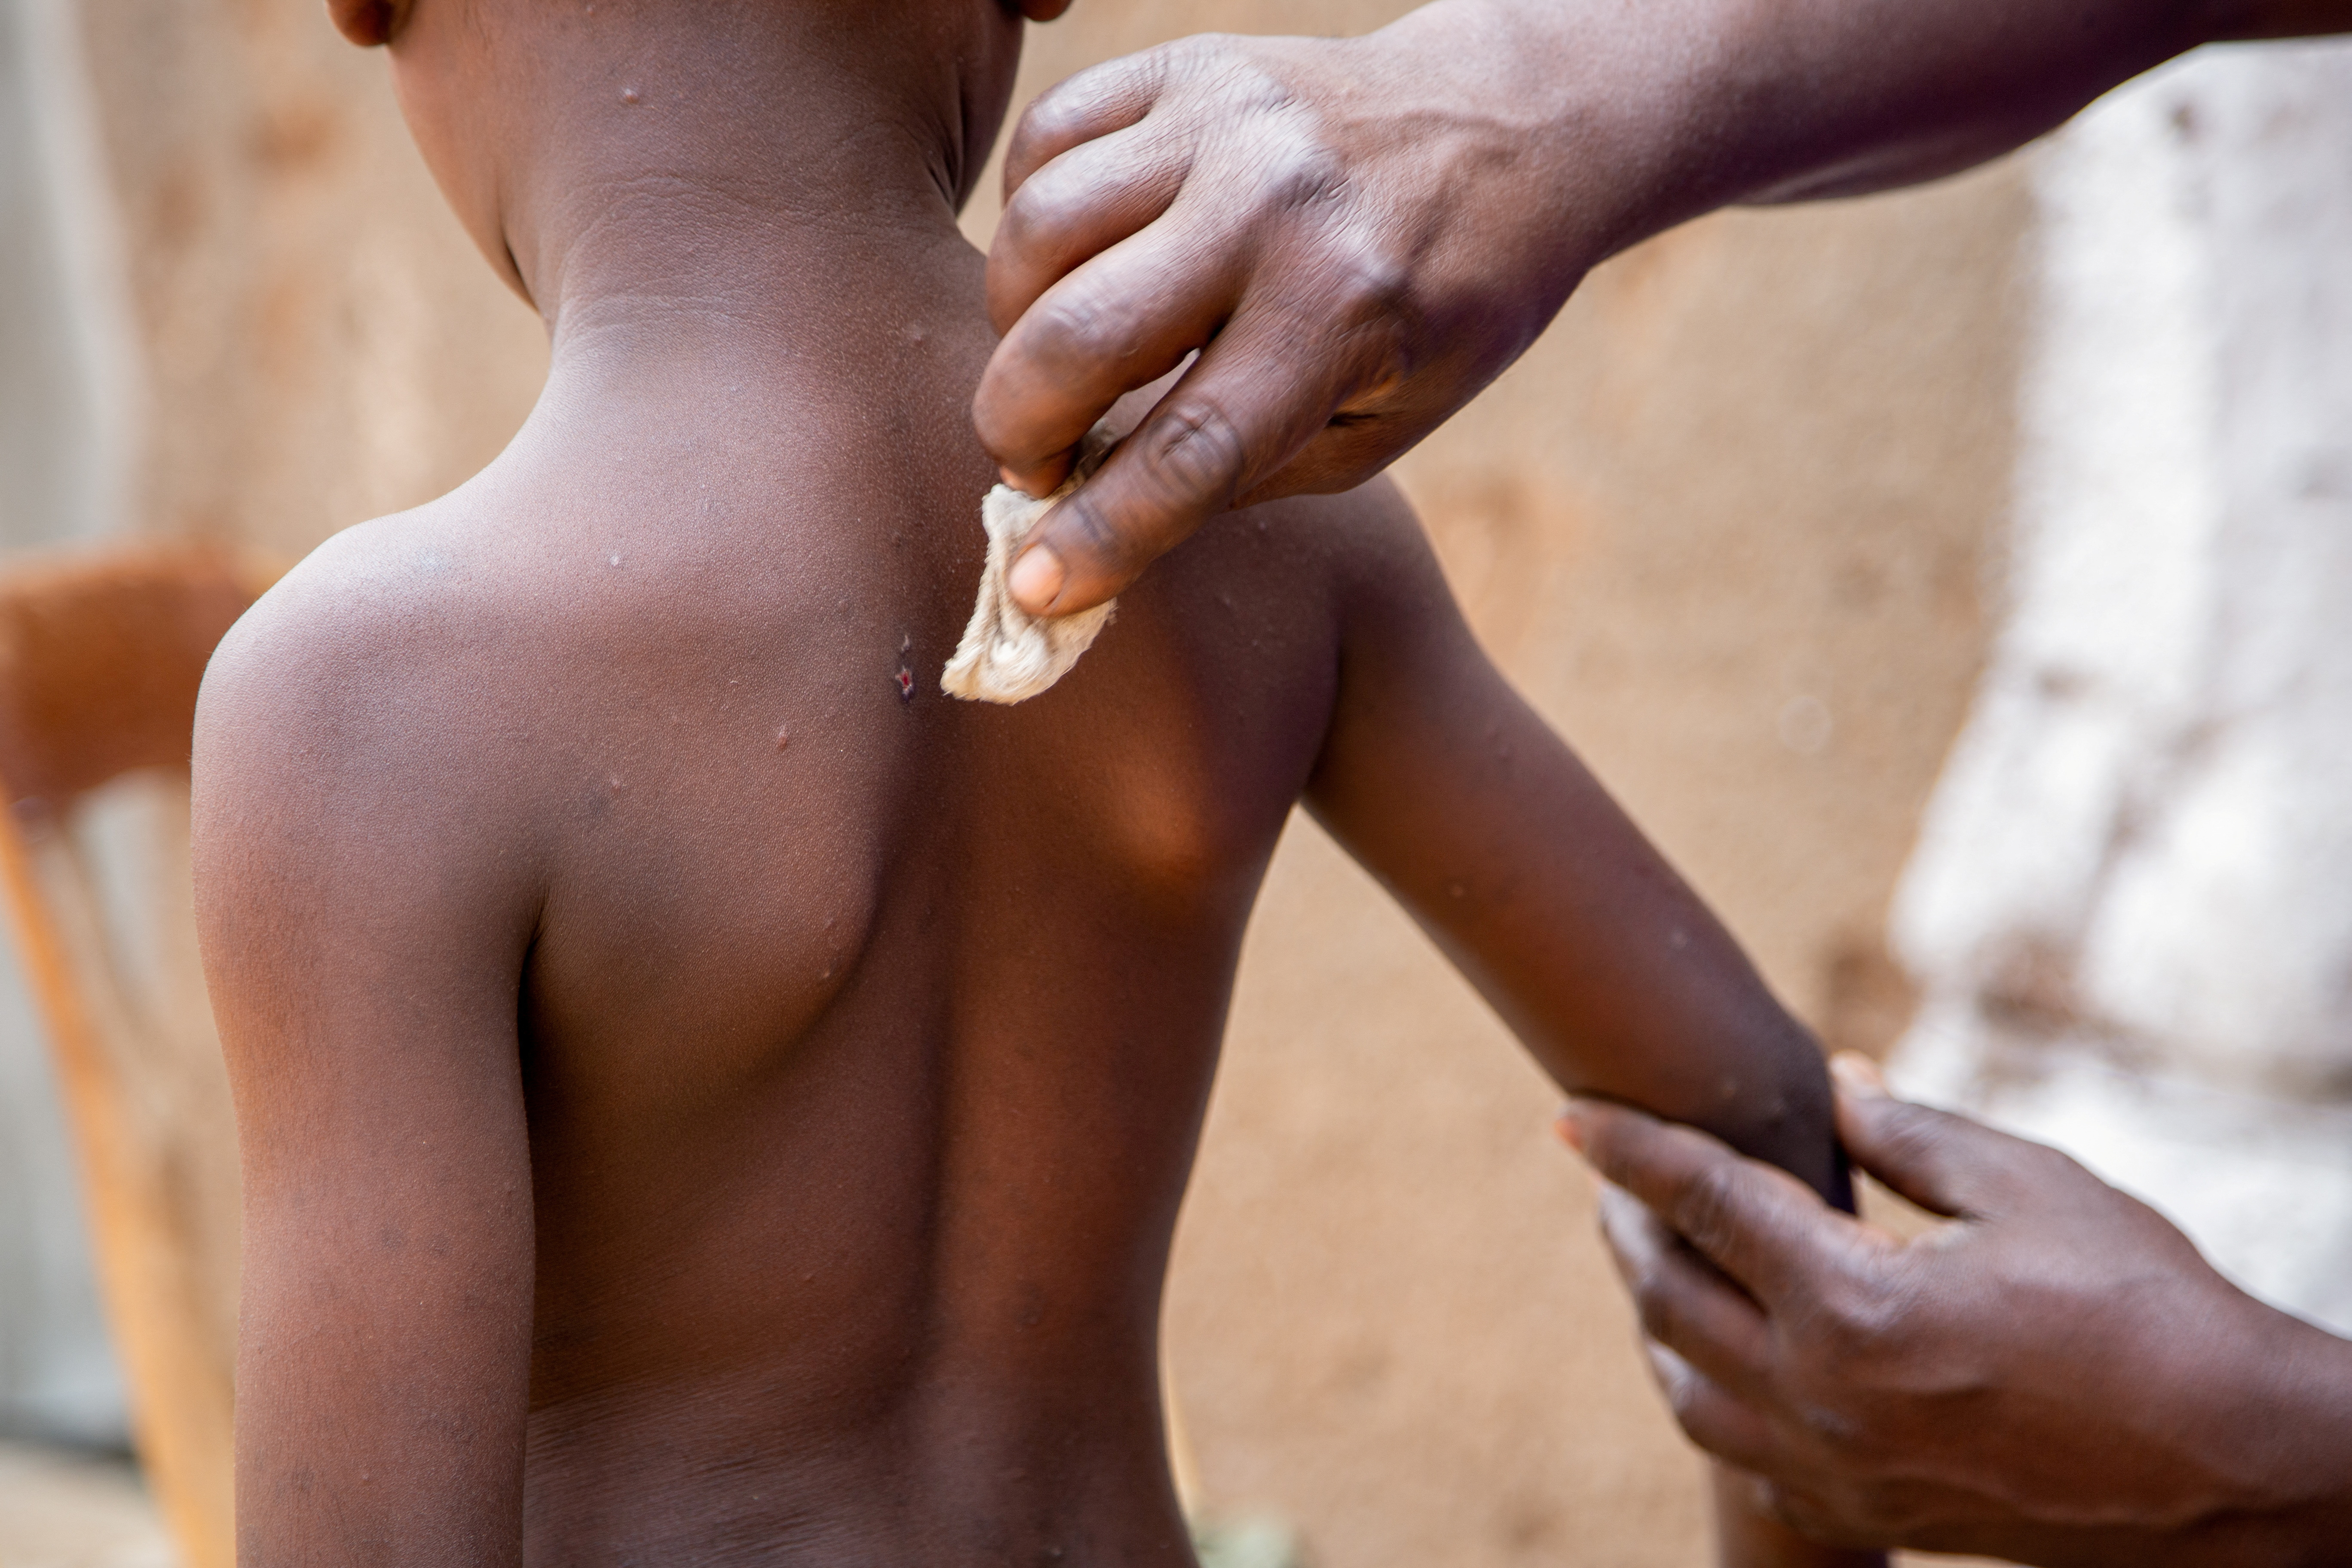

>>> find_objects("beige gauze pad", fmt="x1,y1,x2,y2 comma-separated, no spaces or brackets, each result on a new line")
941,428,1117,704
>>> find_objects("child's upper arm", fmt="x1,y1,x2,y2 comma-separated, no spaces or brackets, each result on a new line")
193,551,539,1565
1303,486,1845,1204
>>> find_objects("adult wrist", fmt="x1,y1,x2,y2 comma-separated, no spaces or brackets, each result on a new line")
2226,1306,2352,1565
1365,0,1764,269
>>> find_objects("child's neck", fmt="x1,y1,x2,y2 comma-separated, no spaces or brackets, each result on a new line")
478,10,1004,392
521,132,980,390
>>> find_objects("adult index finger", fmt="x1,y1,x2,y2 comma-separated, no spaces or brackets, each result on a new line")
986,121,1192,340
975,205,1246,500
1564,1099,1849,1311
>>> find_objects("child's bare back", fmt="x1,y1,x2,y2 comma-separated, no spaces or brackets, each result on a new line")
193,1,1861,1564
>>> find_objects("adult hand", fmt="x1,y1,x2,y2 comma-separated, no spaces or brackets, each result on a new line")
1563,1058,2352,1565
975,0,2349,621
974,0,1645,617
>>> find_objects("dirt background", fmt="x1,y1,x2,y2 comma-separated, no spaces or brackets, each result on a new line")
69,0,2026,1561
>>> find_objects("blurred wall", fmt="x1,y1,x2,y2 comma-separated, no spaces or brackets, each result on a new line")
75,0,548,557
40,1,2021,1563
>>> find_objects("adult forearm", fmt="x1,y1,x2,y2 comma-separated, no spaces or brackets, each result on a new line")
1383,0,2252,264
1684,0,2206,206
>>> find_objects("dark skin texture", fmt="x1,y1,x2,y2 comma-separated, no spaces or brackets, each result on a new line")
193,2,1861,1563
969,0,2352,1556
1568,1063,2352,1565
975,0,2352,618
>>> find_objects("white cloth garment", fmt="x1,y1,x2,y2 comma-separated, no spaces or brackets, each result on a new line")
1887,42,2352,1336
941,430,1117,705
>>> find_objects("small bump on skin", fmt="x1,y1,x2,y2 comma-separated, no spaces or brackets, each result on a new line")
620,86,640,104
895,667,915,700
775,725,789,751
608,553,621,567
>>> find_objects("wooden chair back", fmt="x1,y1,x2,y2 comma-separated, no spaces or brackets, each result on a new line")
0,540,272,1568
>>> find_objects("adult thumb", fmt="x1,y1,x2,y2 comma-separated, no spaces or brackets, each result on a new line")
1830,1053,2031,1222
1006,413,1235,616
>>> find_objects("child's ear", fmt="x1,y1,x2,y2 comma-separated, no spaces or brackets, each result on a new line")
326,0,412,46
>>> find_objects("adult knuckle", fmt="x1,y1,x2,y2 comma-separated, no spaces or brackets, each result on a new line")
1185,38,1294,112
1874,1103,1956,1174
1032,54,1147,130
1050,499,1138,576
1316,241,1422,390
1791,1394,1866,1457
1674,1163,1747,1258
1237,131,1344,223
1658,1364,1707,1429
999,172,1085,257
1160,31,1236,77
1666,1383,1706,1432
1008,96,1068,159
1007,89,1081,171
1136,401,1249,511
1320,232,1411,317
1629,1271,1678,1344
1816,1279,1904,1360
1025,282,1147,372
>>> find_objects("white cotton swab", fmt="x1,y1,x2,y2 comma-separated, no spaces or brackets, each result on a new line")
940,428,1118,705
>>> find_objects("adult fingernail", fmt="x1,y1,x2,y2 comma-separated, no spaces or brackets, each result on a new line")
1555,1101,1591,1153
1830,1052,1889,1099
1009,544,1065,614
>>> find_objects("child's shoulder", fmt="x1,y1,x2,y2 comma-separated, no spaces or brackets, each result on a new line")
195,494,564,839
207,501,517,719
1185,470,1454,635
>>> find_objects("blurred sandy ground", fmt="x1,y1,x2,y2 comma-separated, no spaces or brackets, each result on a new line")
3,0,2024,1562
0,1442,170,1568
